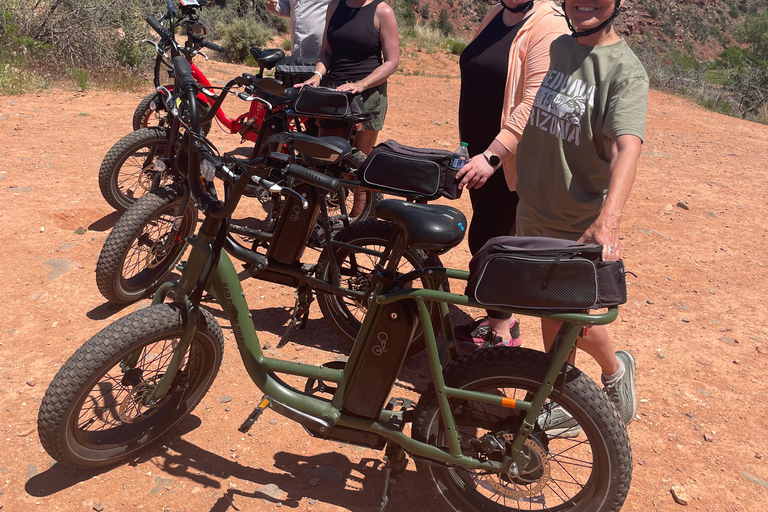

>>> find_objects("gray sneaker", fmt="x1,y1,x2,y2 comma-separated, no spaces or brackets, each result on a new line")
602,350,637,425
538,403,582,439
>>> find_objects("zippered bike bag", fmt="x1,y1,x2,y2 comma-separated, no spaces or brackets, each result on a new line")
293,86,364,118
466,236,627,310
274,55,317,87
358,139,462,200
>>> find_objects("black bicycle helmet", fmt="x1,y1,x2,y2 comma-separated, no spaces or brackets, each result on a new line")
562,0,622,38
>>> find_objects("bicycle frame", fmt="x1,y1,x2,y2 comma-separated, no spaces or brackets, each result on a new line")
147,214,619,472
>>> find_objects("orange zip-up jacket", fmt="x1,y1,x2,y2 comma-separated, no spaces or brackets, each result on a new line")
471,1,568,190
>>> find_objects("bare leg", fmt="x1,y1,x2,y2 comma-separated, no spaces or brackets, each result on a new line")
488,317,512,343
349,129,379,216
541,319,620,375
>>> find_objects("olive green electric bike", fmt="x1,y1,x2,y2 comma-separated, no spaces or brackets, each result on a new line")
38,62,632,512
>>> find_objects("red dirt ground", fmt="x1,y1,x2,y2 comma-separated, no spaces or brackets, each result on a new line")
1,53,767,512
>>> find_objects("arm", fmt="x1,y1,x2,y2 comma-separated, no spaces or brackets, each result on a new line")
335,3,400,94
296,0,338,88
458,20,563,190
578,134,642,261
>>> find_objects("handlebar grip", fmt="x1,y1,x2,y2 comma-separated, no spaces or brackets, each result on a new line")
146,16,174,41
202,40,225,53
172,56,198,92
285,164,340,192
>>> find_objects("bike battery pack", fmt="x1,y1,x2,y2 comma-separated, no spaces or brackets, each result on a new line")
342,300,417,419
267,183,320,265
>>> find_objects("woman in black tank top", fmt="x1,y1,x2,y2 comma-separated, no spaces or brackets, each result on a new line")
297,0,399,214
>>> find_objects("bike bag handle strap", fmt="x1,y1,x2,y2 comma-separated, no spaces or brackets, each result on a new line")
201,40,224,53
146,16,174,41
284,163,339,192
172,56,198,92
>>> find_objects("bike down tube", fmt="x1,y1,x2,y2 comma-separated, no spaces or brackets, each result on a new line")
204,245,343,419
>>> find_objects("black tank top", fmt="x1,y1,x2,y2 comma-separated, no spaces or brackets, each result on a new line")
458,11,524,157
326,0,384,83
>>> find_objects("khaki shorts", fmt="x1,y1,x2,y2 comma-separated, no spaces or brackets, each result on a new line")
358,82,388,131
322,80,388,132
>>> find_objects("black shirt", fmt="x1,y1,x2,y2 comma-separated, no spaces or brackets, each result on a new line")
327,0,384,83
458,11,525,157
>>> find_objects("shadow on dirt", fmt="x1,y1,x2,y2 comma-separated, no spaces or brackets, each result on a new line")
147,437,428,511
24,416,203,497
88,211,122,232
86,301,134,320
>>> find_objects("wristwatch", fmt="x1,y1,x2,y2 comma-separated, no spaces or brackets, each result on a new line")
482,150,502,170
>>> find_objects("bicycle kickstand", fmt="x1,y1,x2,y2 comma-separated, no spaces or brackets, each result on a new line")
277,286,313,348
376,442,408,512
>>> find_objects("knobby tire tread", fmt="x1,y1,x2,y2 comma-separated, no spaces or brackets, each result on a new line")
38,304,224,468
95,184,196,304
412,347,632,512
98,127,170,212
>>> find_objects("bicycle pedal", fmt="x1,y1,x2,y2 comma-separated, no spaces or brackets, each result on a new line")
384,398,415,431
238,396,270,433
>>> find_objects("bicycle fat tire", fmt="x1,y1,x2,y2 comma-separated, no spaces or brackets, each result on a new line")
96,184,198,304
38,303,224,468
315,219,448,356
99,127,174,212
412,347,632,512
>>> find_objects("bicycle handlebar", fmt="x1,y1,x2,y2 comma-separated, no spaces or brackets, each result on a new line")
172,56,198,92
146,15,174,41
201,40,224,53
284,164,340,192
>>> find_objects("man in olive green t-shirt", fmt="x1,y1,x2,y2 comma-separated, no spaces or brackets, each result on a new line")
515,0,648,430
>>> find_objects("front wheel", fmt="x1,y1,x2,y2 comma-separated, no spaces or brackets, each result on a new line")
38,303,224,468
99,127,177,212
96,184,198,304
315,220,448,356
412,347,632,512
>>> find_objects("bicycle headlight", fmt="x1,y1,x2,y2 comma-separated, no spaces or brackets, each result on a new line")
200,159,216,182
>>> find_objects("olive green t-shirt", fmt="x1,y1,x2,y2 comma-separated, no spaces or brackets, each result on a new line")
516,35,649,236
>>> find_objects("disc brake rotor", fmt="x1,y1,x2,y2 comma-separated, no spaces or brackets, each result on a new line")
117,380,164,423
138,167,157,191
144,233,171,268
482,435,551,498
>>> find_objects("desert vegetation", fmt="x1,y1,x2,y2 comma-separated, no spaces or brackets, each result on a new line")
1,0,767,123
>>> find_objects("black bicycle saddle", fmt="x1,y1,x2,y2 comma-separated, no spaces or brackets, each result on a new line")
374,200,466,254
253,48,286,70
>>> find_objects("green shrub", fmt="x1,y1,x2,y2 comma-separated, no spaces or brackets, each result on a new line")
436,8,454,37
217,17,273,62
442,38,467,55
71,67,89,91
282,39,291,52
400,23,444,53
649,7,659,18
115,18,152,67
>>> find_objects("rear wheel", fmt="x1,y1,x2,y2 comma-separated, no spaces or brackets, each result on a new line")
38,303,224,468
96,185,197,304
412,347,632,512
99,127,176,211
315,220,447,356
